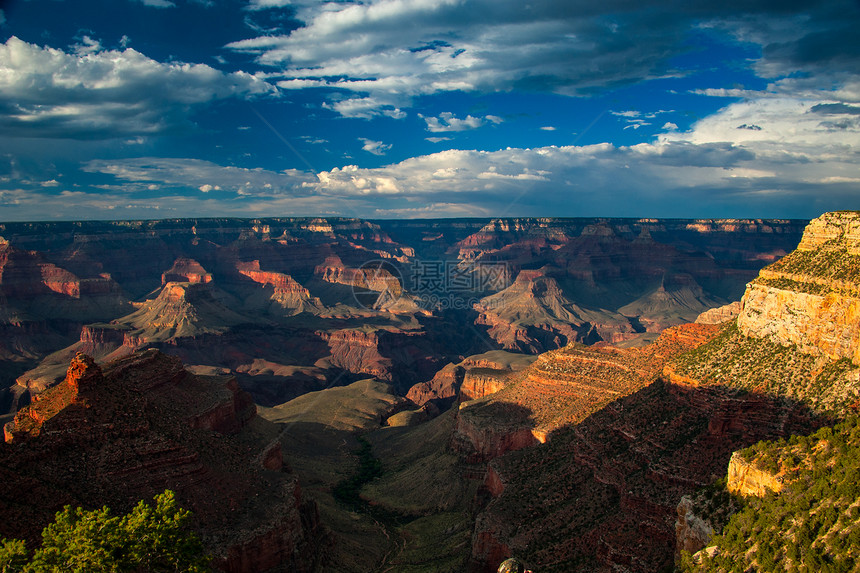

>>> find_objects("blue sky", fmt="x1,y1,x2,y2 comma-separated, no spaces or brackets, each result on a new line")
0,0,858,221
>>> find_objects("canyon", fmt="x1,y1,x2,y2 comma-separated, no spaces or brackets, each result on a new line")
4,214,848,572
0,217,805,410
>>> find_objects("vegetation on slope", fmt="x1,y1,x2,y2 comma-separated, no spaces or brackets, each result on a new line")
681,415,860,572
333,436,384,510
0,490,209,572
671,322,857,413
766,247,860,283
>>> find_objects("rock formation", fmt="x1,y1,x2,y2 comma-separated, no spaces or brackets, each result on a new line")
459,214,860,572
675,496,715,559
725,451,784,497
0,349,321,571
474,270,634,352
0,217,805,417
406,350,537,408
162,257,213,285
738,211,860,364
695,301,742,324
236,260,324,316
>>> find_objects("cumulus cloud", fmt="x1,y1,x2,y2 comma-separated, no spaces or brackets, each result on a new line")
6,119,859,220
322,97,407,119
359,138,392,155
661,96,860,149
421,112,502,132
226,0,860,117
0,36,276,139
73,35,103,55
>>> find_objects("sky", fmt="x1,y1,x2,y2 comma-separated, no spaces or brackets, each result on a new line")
0,0,858,221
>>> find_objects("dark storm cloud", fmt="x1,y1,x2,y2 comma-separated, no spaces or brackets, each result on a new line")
227,0,860,116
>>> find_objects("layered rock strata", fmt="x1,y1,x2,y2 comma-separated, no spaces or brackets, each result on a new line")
0,350,320,572
737,211,860,364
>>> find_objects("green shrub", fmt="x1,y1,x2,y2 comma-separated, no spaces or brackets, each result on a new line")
0,490,209,572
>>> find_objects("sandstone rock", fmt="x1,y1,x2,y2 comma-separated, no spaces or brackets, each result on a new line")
460,368,512,401
406,363,464,406
726,451,784,497
235,260,325,316
64,352,103,393
738,281,860,364
0,349,322,571
161,258,212,285
675,495,714,558
695,300,742,324
737,211,860,364
795,210,860,253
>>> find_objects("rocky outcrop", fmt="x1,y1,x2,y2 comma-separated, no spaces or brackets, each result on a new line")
459,368,512,401
451,404,543,464
161,258,213,285
406,363,464,406
794,210,860,252
737,211,860,364
317,327,439,391
726,451,784,497
236,260,324,316
452,325,720,468
407,351,537,408
314,255,403,295
318,328,394,381
695,300,742,324
119,282,252,342
0,349,321,571
739,282,860,364
675,495,715,558
474,271,633,353
4,352,101,443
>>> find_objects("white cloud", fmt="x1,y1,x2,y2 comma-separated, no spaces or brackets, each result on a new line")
136,0,176,8
246,0,297,10
540,126,557,131
8,111,860,219
322,97,407,119
421,112,501,132
426,136,452,143
298,113,859,216
73,35,102,55
0,36,276,139
661,96,860,149
226,0,860,118
359,138,392,155
83,157,315,196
